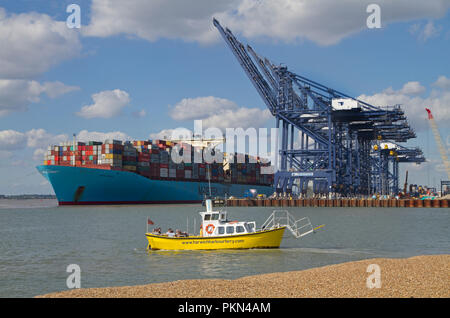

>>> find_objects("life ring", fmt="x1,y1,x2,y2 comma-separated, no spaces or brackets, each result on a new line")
205,224,215,234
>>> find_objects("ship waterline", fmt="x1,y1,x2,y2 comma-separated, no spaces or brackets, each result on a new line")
37,165,273,205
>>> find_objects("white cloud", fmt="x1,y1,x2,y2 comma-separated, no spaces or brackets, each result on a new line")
83,0,234,43
76,129,131,142
0,128,131,163
33,148,46,161
76,89,130,119
0,130,27,150
433,76,450,91
149,128,199,141
170,96,272,130
39,81,80,98
0,9,81,117
30,129,130,161
170,96,239,121
358,77,450,131
398,81,426,95
410,21,442,41
0,79,79,116
25,129,68,149
202,107,272,130
83,0,450,46
222,0,450,45
149,129,177,140
0,128,69,153
422,21,441,40
0,8,82,78
149,96,272,139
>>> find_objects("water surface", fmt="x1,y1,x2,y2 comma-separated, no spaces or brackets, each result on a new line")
0,199,448,297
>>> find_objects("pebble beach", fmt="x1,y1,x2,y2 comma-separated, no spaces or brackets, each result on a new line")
36,254,449,298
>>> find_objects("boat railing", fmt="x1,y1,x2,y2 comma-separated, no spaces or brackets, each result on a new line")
261,210,314,238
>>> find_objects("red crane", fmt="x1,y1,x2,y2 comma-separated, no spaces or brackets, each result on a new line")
425,108,450,180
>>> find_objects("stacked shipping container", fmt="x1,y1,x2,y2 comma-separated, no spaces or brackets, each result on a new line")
44,139,273,185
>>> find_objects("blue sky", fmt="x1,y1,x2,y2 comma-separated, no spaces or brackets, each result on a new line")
0,0,449,194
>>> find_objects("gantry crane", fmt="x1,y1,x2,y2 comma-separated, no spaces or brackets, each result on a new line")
213,18,425,196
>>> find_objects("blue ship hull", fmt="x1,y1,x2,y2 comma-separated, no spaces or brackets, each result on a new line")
37,165,273,205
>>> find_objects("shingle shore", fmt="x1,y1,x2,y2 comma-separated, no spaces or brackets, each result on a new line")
36,254,449,298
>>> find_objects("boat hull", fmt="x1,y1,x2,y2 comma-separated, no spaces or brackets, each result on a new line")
145,227,286,250
36,165,273,205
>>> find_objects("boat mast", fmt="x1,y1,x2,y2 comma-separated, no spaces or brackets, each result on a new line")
207,164,212,198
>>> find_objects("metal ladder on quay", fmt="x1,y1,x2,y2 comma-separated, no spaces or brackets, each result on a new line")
261,210,315,238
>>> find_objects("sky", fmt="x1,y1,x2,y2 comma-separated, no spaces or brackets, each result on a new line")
0,0,449,194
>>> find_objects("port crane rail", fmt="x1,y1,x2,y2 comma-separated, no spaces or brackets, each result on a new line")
213,18,425,196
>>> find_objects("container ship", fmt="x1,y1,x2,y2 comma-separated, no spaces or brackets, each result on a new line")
37,139,274,205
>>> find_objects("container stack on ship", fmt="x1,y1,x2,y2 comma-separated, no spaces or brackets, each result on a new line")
38,139,274,205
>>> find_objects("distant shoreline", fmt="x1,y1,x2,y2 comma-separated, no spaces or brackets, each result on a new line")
36,254,450,298
0,195,56,200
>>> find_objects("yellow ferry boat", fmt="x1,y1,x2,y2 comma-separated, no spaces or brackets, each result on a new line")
145,199,319,250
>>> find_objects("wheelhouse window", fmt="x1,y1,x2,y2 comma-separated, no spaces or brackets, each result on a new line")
211,213,219,221
236,226,245,233
226,226,234,234
245,223,255,233
204,214,211,221
218,226,225,235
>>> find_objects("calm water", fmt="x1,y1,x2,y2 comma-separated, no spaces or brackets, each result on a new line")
0,199,449,298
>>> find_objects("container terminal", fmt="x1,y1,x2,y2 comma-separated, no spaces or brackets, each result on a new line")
211,19,449,202
37,19,450,205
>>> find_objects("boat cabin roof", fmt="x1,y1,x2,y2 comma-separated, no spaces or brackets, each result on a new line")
200,199,227,221
199,211,227,222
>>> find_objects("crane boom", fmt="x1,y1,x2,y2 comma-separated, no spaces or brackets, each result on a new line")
425,108,450,179
213,18,277,113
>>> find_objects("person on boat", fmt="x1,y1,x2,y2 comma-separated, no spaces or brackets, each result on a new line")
166,228,175,237
175,229,188,237
152,227,161,235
